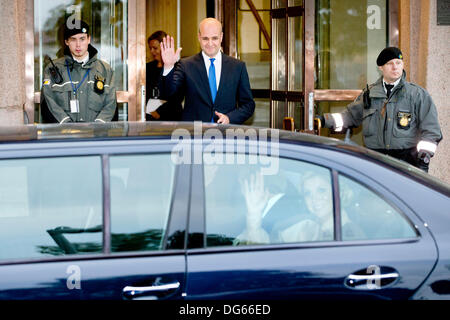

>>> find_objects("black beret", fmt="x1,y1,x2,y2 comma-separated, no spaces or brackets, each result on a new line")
64,20,90,40
376,47,403,66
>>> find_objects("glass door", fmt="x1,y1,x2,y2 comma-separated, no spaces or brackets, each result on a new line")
29,0,146,123
314,0,395,144
236,0,271,128
270,0,397,136
270,0,305,130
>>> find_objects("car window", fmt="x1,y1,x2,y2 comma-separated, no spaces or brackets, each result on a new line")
110,154,176,252
339,175,417,240
0,156,103,260
204,155,334,247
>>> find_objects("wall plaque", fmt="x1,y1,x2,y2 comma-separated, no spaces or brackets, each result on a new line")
437,0,450,25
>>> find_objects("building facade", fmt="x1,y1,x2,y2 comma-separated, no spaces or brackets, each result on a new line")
0,0,448,183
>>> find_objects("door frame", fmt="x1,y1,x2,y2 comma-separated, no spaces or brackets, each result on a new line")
220,0,399,131
310,0,399,122
302,0,399,132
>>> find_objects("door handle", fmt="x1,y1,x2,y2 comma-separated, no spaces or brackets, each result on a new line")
123,281,180,300
140,85,146,122
344,266,400,290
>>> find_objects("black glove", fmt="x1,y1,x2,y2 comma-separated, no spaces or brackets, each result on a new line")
316,115,325,127
418,150,433,165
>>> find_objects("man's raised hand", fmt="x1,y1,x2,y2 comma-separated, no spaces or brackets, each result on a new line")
160,35,182,69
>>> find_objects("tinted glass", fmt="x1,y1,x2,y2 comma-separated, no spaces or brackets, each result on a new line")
237,0,270,90
272,17,286,90
288,0,303,5
273,0,287,8
272,100,286,129
316,0,387,89
288,15,302,91
244,98,270,128
110,154,176,252
290,101,304,131
0,157,102,260
237,1,271,127
339,175,417,240
204,155,334,247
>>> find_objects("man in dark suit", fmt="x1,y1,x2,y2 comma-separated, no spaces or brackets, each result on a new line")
160,18,255,124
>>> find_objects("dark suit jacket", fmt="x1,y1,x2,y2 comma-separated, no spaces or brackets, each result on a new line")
161,52,255,124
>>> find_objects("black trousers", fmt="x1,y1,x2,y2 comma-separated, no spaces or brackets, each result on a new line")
372,147,429,172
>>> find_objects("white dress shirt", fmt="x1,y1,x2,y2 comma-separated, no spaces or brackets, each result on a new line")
201,50,222,91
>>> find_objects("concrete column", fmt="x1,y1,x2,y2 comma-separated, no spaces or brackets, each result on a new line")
0,0,26,125
403,0,450,183
424,0,450,183
399,0,411,81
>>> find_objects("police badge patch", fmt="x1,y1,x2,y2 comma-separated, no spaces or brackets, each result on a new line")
94,74,105,94
397,111,412,129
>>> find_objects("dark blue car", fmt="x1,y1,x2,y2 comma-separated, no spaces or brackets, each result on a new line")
0,122,449,300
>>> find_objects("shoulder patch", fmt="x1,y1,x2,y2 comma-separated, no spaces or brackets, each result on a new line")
43,79,50,86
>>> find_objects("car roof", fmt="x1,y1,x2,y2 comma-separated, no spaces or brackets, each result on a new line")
1,121,449,195
0,121,345,143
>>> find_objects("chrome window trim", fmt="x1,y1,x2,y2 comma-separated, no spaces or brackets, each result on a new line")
0,249,187,267
187,237,420,256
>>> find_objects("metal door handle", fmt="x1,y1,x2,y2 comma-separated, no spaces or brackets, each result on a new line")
344,266,400,290
123,281,180,300
308,92,314,131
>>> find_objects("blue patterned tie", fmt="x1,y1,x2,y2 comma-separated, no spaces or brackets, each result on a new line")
208,58,217,122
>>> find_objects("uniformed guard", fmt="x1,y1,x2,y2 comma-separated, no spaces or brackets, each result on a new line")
318,47,442,172
41,20,117,123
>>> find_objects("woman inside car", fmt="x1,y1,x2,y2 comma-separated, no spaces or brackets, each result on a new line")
235,168,365,245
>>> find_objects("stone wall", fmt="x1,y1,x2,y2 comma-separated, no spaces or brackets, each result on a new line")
0,0,25,125
410,0,449,183
425,0,450,184
400,0,449,184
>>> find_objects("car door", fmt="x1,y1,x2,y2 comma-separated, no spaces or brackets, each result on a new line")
0,142,189,300
184,139,438,299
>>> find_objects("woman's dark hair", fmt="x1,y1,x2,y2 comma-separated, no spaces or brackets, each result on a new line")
148,30,167,44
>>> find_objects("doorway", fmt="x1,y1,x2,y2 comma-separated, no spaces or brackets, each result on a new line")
27,0,397,131
144,0,208,120
30,0,134,123
221,0,398,142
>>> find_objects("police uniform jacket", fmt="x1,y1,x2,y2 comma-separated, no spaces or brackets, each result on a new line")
41,44,117,123
324,72,442,151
